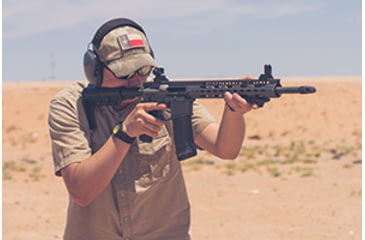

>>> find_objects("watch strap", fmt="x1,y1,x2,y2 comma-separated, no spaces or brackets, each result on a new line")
112,123,136,144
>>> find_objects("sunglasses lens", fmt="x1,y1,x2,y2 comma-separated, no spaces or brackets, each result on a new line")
137,66,153,77
118,66,153,80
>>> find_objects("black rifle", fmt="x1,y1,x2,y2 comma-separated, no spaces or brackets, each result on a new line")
81,65,316,160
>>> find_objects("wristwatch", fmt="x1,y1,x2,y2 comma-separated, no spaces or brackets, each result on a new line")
112,122,136,144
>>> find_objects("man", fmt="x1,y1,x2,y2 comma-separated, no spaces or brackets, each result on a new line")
49,18,257,240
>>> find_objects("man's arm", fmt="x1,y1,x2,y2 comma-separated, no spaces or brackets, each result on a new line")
60,136,131,207
60,102,166,207
195,92,257,159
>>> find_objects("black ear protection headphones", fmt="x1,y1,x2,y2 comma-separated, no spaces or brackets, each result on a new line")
83,18,154,86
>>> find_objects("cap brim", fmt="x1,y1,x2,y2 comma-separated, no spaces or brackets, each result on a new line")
106,53,157,78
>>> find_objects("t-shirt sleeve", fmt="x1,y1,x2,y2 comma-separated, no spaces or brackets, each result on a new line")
48,91,92,176
191,100,216,138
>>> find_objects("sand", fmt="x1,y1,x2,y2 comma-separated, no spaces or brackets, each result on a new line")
3,76,361,240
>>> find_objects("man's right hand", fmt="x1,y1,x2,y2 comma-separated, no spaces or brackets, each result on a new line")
122,102,167,139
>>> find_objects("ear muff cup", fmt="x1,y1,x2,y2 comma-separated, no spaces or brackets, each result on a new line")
83,49,103,86
83,18,155,86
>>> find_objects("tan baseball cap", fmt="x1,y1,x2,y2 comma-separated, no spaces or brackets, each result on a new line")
94,26,157,78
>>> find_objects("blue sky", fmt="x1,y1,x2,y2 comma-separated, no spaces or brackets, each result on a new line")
2,0,362,81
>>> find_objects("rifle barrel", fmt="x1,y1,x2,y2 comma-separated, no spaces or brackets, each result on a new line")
276,86,316,95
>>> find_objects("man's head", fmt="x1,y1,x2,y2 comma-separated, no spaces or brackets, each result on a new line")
83,18,157,86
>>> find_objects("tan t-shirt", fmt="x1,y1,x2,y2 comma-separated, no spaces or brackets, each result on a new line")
48,82,216,240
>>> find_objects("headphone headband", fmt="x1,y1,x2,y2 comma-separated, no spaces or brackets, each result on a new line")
91,18,146,49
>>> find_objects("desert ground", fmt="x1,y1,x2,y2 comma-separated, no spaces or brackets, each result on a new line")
3,76,362,240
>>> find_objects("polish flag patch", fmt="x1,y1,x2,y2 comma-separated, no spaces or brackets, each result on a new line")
118,33,145,50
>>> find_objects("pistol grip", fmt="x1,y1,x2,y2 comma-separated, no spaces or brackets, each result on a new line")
139,110,165,143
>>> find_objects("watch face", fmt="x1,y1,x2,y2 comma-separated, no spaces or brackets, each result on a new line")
113,124,121,135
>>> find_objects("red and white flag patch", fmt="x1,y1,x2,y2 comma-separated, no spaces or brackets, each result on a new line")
118,33,145,50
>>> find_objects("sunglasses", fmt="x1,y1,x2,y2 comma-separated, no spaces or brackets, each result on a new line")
118,66,153,80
